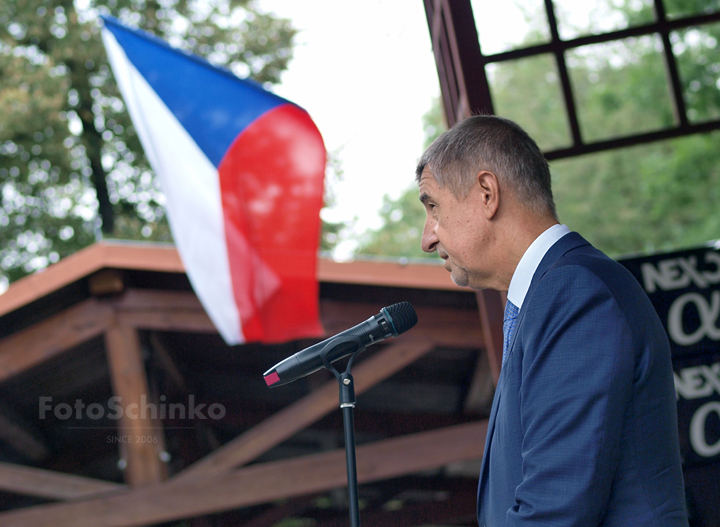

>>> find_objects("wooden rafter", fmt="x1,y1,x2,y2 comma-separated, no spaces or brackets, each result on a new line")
0,421,486,527
0,242,495,524
0,298,115,384
0,413,47,463
174,338,435,482
462,349,494,415
113,289,216,333
0,243,184,319
0,241,463,321
0,462,124,501
320,300,483,348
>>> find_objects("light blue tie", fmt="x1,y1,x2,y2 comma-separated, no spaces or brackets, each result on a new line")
502,299,519,365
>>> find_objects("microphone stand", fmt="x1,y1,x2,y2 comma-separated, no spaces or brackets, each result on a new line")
320,336,364,527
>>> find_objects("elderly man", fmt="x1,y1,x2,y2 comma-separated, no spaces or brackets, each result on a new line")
417,115,687,526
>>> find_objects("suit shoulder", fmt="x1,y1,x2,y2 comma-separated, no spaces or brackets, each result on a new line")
549,244,644,295
535,245,664,336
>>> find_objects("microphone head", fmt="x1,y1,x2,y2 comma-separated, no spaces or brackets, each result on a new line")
384,301,418,335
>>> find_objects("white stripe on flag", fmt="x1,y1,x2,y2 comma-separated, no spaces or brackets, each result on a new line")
102,28,244,344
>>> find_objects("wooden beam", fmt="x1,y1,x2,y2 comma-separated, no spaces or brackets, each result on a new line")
462,349,494,415
173,338,436,483
113,292,486,345
116,310,216,333
104,324,166,486
317,258,462,291
476,289,506,385
0,404,48,461
0,462,124,501
113,289,215,333
0,298,115,383
148,332,186,391
320,300,484,348
1,241,464,322
112,289,203,311
88,269,125,296
0,421,486,527
0,242,184,319
424,0,492,125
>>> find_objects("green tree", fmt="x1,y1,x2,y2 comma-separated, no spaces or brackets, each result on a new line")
356,188,430,259
0,0,296,282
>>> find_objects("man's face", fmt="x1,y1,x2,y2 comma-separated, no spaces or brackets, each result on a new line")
418,167,491,289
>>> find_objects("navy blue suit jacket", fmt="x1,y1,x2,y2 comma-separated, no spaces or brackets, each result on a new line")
477,233,687,526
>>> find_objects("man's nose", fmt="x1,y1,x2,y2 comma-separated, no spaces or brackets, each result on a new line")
421,220,438,253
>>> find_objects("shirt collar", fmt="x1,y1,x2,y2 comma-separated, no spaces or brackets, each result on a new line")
506,224,570,309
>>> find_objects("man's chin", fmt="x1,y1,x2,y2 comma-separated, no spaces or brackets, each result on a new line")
449,269,470,288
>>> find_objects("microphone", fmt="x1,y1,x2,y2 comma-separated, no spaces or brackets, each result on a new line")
263,302,418,387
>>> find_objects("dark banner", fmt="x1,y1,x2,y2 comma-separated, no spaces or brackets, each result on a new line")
621,244,720,526
620,243,720,468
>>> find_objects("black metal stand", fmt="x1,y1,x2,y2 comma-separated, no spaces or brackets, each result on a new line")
320,337,363,527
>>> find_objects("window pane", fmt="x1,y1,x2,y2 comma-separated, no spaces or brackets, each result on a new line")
553,0,655,41
488,54,571,151
664,0,720,19
470,0,550,55
672,23,720,123
567,35,675,142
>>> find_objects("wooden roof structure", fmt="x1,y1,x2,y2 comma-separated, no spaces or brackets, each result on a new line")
0,241,505,526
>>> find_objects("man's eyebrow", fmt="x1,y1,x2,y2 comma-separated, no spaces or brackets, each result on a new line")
419,192,431,204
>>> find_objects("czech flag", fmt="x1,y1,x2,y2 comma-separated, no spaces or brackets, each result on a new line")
101,16,325,345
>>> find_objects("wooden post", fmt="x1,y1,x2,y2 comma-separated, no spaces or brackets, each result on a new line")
477,289,506,385
104,324,166,486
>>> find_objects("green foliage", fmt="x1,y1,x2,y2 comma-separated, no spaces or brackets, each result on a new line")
356,187,431,259
673,22,720,123
489,53,571,152
565,35,676,142
552,130,720,257
0,0,296,282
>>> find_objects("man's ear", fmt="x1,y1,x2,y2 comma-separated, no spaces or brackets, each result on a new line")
476,171,500,220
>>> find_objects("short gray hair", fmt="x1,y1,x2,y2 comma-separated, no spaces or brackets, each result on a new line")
416,115,557,218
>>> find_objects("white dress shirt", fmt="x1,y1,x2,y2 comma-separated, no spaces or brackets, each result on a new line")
506,224,571,310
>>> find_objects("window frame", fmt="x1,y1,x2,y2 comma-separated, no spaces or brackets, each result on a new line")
423,0,720,160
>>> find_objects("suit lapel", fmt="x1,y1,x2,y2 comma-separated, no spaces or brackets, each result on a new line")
477,232,590,498
500,233,589,367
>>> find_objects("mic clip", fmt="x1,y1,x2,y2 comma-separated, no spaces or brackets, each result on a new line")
319,335,363,408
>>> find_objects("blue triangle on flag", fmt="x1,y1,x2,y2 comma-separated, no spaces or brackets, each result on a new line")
102,15,288,167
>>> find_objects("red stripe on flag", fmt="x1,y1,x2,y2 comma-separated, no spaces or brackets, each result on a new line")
218,103,326,343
